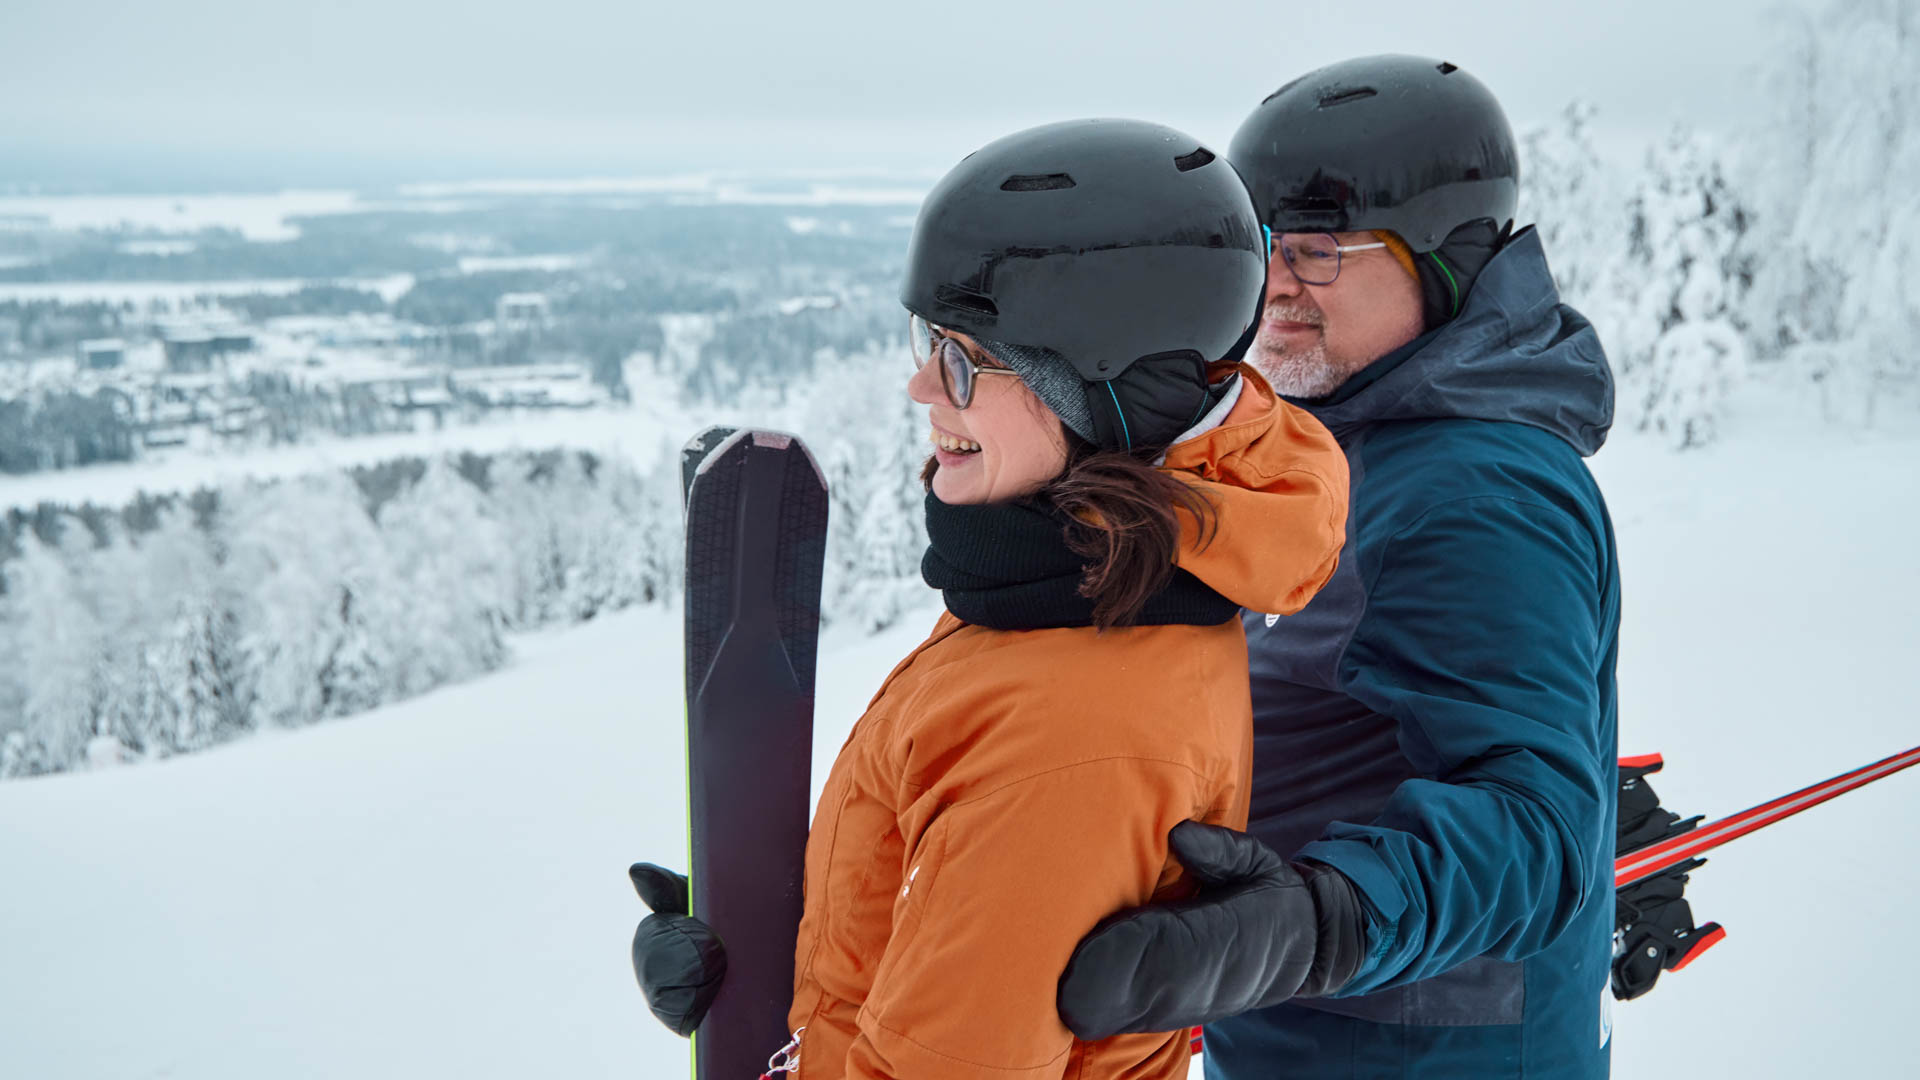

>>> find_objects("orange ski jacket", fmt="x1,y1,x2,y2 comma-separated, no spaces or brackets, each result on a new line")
787,366,1348,1079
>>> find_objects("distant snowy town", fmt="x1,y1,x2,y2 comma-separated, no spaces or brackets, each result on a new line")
2,293,607,458
0,180,916,476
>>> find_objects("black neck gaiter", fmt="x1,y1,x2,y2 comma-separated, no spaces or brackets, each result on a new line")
919,492,1237,631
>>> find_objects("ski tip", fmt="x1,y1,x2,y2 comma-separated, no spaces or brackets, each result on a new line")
680,425,739,463
680,425,740,509
1619,753,1665,772
687,426,755,481
688,427,827,491
750,429,828,490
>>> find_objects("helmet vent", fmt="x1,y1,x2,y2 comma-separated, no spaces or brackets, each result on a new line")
1437,61,1459,75
1173,147,1216,172
934,284,999,318
1317,86,1378,109
1000,173,1076,192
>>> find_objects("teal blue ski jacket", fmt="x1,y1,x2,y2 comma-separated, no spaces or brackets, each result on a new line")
1206,228,1620,1079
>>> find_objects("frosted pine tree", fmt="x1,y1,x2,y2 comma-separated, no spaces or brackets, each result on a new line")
222,473,400,727
1616,127,1756,448
71,516,157,758
139,508,241,752
1518,100,1628,310
806,349,930,631
493,456,569,627
1754,0,1920,421
4,532,101,770
377,459,510,694
0,730,26,779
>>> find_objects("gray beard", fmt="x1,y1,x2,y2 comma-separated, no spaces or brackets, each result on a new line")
1251,339,1348,399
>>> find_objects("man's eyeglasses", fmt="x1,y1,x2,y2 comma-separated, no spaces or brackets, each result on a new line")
1275,232,1388,286
909,314,1021,409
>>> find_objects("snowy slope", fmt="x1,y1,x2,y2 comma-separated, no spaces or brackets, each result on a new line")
3,388,1917,1078
1597,390,1920,1078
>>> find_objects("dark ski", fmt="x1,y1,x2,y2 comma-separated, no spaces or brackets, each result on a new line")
681,428,828,1079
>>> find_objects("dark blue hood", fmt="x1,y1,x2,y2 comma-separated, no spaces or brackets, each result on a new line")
1297,227,1614,457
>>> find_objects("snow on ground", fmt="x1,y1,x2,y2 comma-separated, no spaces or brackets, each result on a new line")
3,382,1918,1077
0,592,944,1079
455,254,587,275
1597,386,1920,1078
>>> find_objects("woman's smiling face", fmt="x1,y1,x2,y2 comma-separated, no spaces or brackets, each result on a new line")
909,330,1071,505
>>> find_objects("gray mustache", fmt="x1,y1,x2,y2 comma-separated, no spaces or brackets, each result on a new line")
1262,307,1323,327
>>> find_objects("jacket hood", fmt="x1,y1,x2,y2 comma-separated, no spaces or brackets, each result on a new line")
1300,227,1614,457
1161,365,1348,616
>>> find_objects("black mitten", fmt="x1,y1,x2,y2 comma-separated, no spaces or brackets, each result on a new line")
1057,822,1368,1040
630,862,727,1037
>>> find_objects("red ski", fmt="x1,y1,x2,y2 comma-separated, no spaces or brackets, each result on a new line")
1615,743,1920,889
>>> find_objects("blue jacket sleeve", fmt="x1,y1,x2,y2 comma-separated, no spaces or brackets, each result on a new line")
1296,494,1613,995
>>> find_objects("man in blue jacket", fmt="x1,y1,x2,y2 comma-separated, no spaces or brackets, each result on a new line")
1058,56,1620,1078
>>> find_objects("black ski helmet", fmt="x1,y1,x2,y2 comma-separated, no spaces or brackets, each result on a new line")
902,119,1267,452
1229,55,1519,253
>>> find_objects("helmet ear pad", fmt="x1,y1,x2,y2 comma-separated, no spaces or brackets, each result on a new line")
1082,302,1261,452
1414,218,1512,328
1085,350,1212,452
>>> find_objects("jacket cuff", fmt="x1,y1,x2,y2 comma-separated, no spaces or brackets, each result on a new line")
1291,861,1367,998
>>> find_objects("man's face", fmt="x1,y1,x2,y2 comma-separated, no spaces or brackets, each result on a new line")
1249,231,1426,398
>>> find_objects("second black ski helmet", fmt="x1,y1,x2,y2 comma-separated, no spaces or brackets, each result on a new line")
902,119,1267,452
1229,55,1519,253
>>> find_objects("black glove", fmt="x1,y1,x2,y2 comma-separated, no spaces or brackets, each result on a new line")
630,862,727,1037
1056,821,1368,1040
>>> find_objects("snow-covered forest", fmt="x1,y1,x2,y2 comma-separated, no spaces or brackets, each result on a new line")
0,347,928,779
1520,0,1919,445
0,449,669,776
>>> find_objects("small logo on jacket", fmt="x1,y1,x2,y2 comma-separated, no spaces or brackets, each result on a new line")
1264,613,1280,628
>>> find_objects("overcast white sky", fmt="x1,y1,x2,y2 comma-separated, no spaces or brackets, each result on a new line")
3,0,1828,191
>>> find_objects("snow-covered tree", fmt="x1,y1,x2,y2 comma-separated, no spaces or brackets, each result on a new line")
805,349,930,632
0,729,27,779
376,460,510,694
1518,100,1628,311
220,473,402,727
3,529,101,768
488,450,674,628
1608,127,1757,447
81,528,149,757
1753,0,1920,421
138,507,242,753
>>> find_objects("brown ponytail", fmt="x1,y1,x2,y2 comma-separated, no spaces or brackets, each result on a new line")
1047,436,1217,629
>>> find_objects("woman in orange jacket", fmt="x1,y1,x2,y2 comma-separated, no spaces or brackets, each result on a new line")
635,119,1350,1078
